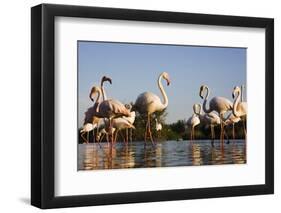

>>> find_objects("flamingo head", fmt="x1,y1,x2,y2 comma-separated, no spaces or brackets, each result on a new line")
101,76,112,85
232,86,240,99
89,86,101,102
162,72,171,86
125,103,132,110
193,103,201,115
199,85,207,99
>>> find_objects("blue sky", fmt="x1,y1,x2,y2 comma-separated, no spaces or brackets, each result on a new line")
78,41,246,127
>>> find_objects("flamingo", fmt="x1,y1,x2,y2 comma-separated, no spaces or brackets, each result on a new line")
89,86,131,144
194,103,221,146
155,118,162,138
224,113,241,140
100,78,136,144
224,85,246,140
187,104,200,142
199,85,233,142
80,76,112,143
80,106,100,143
80,123,94,143
134,72,170,146
232,86,247,136
112,114,136,143
97,126,116,142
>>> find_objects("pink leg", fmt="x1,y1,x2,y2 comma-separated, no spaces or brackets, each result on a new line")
144,116,149,143
232,124,235,140
147,114,155,146
81,132,88,144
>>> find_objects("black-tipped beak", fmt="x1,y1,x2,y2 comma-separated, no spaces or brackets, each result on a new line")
232,93,235,99
102,76,112,84
107,77,112,84
167,79,171,86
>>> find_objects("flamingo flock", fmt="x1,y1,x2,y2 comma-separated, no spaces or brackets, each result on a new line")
81,72,247,147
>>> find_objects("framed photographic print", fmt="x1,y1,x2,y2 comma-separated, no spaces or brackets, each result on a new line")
31,3,274,209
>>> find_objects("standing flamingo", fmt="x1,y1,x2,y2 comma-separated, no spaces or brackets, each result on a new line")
80,106,100,143
194,103,221,146
199,85,233,142
232,86,247,136
80,123,94,143
112,115,136,143
100,77,136,144
187,104,200,142
89,86,131,143
224,113,241,140
224,85,246,140
134,72,170,146
155,118,162,138
96,126,116,142
81,76,112,143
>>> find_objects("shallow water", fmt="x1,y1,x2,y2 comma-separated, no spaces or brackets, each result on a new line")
78,140,246,170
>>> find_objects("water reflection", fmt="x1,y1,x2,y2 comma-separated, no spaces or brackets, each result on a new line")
78,140,246,170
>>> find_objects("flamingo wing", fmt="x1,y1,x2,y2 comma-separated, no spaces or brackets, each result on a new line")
210,96,233,114
134,92,162,114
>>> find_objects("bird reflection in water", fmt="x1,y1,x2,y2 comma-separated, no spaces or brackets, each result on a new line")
78,140,246,170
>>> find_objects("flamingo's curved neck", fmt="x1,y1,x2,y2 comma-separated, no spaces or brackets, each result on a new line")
101,82,107,101
158,74,168,109
95,89,102,113
203,86,212,113
198,104,202,115
233,89,241,117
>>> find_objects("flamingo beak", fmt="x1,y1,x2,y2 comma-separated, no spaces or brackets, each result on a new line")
232,92,235,99
89,93,94,102
167,79,171,86
107,77,112,84
102,76,112,84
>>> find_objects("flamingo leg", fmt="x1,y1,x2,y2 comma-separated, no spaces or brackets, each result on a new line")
193,127,196,140
86,132,89,144
81,132,88,144
211,125,214,146
190,127,193,143
92,129,95,143
129,128,132,143
147,114,155,146
232,124,235,140
109,118,114,145
120,131,127,144
243,119,247,138
224,128,230,144
144,115,149,143
99,133,105,143
219,114,224,144
126,128,128,144
114,129,119,143
96,122,100,142
192,127,194,141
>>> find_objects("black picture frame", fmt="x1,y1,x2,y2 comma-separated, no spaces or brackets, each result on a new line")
31,3,274,209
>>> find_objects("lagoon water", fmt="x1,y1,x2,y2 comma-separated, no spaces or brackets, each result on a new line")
78,140,246,170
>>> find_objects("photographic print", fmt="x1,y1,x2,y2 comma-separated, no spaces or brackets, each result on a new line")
78,41,247,170
31,4,274,208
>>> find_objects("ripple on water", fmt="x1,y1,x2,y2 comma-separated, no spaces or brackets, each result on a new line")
78,140,246,170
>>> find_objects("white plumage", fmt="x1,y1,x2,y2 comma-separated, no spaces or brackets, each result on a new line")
134,72,170,146
199,85,233,142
